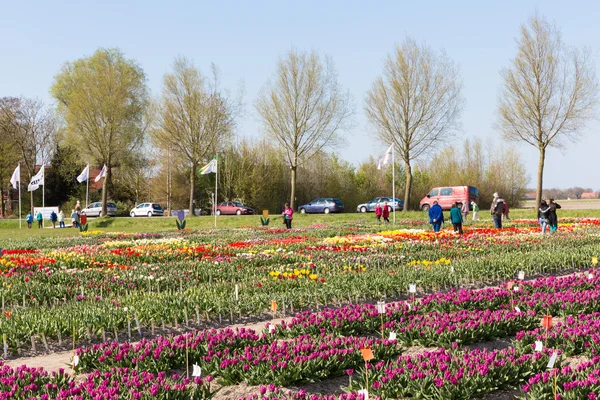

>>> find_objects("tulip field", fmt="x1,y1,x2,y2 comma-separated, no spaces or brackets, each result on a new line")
2,217,600,399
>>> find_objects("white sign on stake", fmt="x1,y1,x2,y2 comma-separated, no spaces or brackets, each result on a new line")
409,284,417,294
513,286,519,292
514,306,521,313
547,351,558,369
388,332,397,341
588,273,594,280
518,271,525,280
376,301,386,314
192,364,202,377
534,341,543,352
235,284,239,301
268,324,276,334
358,389,369,400
72,355,80,367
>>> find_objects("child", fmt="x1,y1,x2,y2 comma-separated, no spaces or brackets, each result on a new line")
26,213,33,229
375,202,382,223
282,203,293,229
382,202,390,223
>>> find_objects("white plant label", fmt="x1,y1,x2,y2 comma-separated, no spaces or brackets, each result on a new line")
450,266,455,274
388,332,397,341
589,273,594,280
377,301,386,314
409,284,417,294
192,364,202,377
268,324,276,334
514,306,521,313
358,389,369,400
547,351,558,369
534,341,543,352
518,271,525,280
72,355,79,367
235,284,239,301
513,286,519,292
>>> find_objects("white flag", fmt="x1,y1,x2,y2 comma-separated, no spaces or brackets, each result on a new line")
10,164,20,189
200,157,217,175
94,164,107,183
76,164,90,183
27,165,44,192
377,144,393,170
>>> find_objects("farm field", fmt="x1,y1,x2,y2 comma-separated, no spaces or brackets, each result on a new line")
1,215,600,399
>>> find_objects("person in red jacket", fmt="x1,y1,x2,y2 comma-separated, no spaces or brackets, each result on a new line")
382,201,390,224
375,202,382,223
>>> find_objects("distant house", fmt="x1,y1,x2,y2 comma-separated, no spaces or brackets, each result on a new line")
581,192,600,199
524,192,537,201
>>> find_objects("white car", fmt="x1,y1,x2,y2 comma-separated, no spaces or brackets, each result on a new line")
81,202,117,217
130,203,164,217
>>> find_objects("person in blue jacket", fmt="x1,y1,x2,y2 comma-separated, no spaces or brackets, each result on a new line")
26,213,33,229
428,201,444,233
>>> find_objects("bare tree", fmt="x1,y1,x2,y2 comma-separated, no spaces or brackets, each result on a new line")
256,49,353,209
0,97,56,211
365,38,463,211
152,57,238,213
497,13,598,207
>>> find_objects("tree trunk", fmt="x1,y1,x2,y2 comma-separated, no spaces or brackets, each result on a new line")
535,146,546,208
0,187,4,218
189,163,196,215
403,160,412,212
101,163,110,216
290,165,297,210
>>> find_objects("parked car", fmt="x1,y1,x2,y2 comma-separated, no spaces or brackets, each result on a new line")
419,186,479,211
130,203,164,217
81,202,117,217
298,198,344,214
216,201,254,216
356,197,404,213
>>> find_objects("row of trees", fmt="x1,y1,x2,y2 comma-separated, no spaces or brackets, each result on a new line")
0,13,596,215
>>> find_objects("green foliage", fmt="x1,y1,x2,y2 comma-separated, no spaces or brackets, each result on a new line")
260,217,270,226
175,219,186,230
79,223,88,232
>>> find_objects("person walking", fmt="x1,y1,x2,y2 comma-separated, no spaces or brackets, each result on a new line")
50,210,58,228
471,201,479,221
282,202,293,229
26,213,33,229
382,201,391,223
58,210,65,228
490,193,505,229
71,209,79,228
460,201,469,223
428,201,444,233
548,198,561,232
36,210,43,229
75,200,82,215
538,200,550,234
375,202,382,223
450,202,464,235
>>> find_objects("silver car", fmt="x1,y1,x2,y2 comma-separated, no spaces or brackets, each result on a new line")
81,202,117,217
130,203,164,217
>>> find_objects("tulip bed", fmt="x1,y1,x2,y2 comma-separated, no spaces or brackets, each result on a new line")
2,218,600,398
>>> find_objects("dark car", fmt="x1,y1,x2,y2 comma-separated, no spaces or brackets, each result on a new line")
216,201,254,216
298,198,344,214
356,197,404,213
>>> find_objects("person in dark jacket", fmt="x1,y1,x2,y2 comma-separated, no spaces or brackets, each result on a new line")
490,193,505,229
538,200,550,234
50,211,58,229
548,198,561,232
450,202,463,235
428,201,444,233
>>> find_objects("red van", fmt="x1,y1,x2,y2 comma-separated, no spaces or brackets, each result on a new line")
419,186,479,211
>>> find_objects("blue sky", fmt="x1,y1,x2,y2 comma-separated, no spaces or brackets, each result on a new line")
2,1,599,189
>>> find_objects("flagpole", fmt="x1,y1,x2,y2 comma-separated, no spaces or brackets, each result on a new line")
42,165,45,229
18,163,21,229
214,155,218,229
391,145,396,224
86,164,89,208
